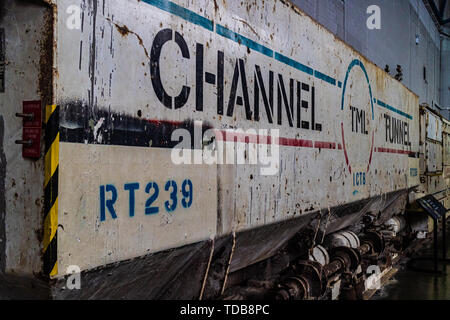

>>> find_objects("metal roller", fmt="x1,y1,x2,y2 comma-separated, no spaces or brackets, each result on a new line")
324,230,360,249
308,245,330,266
384,216,406,234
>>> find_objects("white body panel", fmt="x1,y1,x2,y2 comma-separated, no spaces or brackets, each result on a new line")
52,0,420,275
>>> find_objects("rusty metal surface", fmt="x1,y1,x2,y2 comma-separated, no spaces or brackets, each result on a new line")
443,118,450,209
425,110,443,173
0,0,51,276
0,116,6,274
0,0,424,288
418,106,449,211
49,0,421,277
2,0,449,301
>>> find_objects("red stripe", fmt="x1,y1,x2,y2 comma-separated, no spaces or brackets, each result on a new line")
341,123,351,174
147,119,183,126
215,130,317,148
367,133,374,172
215,131,262,144
279,137,314,148
376,147,410,155
145,119,338,151
314,141,336,149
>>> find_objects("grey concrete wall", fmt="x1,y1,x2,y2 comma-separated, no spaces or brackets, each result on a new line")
291,0,449,119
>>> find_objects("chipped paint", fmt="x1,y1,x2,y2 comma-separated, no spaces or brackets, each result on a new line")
0,116,6,273
50,0,421,277
0,0,48,277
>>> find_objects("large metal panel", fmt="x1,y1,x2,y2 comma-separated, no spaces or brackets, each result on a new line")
443,118,450,169
444,133,450,168
426,111,443,142
58,143,217,273
419,108,448,209
53,0,420,275
425,109,443,173
442,119,450,210
426,141,443,173
0,0,52,276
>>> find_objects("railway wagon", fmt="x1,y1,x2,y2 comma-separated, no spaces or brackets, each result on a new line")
0,0,435,299
444,117,450,209
415,105,450,233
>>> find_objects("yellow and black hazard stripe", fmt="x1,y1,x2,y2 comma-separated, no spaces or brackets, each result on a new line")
43,105,59,277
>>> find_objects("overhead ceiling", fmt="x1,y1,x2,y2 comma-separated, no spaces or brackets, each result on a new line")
423,0,450,28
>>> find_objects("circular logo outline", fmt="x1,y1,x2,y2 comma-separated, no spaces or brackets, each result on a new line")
340,59,375,174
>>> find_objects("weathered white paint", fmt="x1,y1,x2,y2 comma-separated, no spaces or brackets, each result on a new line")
58,143,217,273
444,119,450,210
53,0,421,275
0,0,49,275
426,111,443,142
419,108,449,218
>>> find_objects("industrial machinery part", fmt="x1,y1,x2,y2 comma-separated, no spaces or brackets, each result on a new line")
276,260,326,300
308,245,330,266
274,229,389,300
324,230,360,249
360,231,385,255
275,276,310,300
326,246,361,275
384,216,406,235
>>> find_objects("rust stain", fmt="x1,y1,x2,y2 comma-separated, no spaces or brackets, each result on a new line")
38,7,54,107
235,18,259,39
213,0,219,13
375,68,386,92
107,18,150,59
115,23,131,37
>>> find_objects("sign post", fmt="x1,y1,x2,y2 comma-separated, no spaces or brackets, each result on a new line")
412,195,449,274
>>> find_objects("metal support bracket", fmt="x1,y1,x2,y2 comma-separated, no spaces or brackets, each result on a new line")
15,100,42,159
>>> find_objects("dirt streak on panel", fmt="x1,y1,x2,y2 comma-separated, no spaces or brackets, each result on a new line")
217,170,222,235
107,18,150,59
89,0,97,109
79,41,83,70
0,117,6,273
39,8,53,106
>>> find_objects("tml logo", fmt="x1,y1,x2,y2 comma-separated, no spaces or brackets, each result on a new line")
340,59,375,193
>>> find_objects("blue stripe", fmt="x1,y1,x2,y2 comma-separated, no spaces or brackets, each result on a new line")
141,0,213,31
341,59,374,120
141,0,341,88
274,52,314,75
314,70,336,85
216,24,273,58
376,99,413,120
